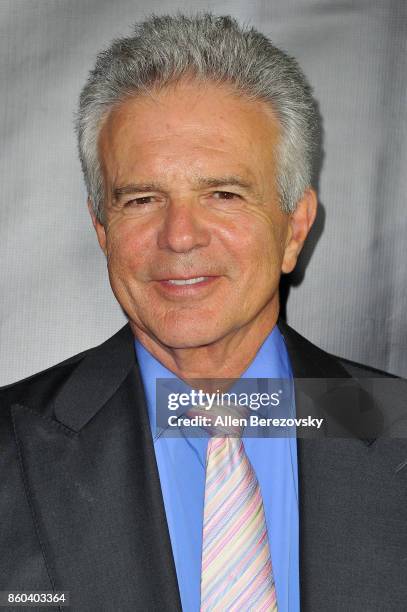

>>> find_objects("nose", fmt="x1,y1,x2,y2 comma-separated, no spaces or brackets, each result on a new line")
157,199,211,253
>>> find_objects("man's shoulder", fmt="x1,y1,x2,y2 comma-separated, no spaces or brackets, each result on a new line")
333,354,396,379
277,318,397,379
0,325,133,417
0,344,92,417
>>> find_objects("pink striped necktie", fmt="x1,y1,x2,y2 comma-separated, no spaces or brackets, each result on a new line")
200,435,278,611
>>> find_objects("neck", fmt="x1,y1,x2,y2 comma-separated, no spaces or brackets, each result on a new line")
131,303,280,382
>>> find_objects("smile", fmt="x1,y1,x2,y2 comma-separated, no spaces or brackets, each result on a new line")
167,277,207,285
156,275,220,296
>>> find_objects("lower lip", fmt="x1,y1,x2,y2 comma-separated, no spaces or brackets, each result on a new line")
156,276,220,296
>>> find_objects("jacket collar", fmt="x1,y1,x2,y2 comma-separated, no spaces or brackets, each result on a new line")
277,317,351,378
53,324,136,431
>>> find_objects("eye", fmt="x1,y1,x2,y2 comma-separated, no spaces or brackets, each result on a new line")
125,195,155,207
212,191,241,200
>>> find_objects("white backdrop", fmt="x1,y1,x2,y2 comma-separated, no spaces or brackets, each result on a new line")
1,0,406,384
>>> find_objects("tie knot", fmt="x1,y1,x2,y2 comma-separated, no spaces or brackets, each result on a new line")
187,401,249,437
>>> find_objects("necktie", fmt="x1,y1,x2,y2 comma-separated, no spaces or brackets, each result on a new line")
199,412,278,611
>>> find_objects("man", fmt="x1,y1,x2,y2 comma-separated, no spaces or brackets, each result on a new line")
1,13,406,612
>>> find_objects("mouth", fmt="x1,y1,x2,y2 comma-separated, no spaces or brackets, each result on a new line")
155,275,220,296
165,276,208,285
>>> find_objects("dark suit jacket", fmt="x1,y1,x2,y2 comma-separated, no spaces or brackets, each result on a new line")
1,320,407,611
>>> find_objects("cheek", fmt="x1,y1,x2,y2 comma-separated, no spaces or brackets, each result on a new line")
105,220,151,272
224,214,284,277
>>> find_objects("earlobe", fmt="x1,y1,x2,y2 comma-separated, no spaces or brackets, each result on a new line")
87,198,107,255
281,188,318,274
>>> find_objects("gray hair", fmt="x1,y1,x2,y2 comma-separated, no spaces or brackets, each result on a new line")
76,13,320,222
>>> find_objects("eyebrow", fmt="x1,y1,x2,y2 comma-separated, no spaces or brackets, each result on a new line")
112,183,164,200
193,175,253,190
112,175,253,200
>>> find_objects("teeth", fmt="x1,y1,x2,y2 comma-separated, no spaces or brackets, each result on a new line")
167,277,206,285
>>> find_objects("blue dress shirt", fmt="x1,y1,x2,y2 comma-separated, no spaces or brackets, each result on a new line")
135,326,299,612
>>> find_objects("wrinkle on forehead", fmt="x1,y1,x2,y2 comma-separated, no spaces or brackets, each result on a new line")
99,79,280,152
98,80,281,209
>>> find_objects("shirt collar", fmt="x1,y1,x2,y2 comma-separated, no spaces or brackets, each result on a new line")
135,325,292,433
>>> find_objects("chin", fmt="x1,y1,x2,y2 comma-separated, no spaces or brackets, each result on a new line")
148,315,226,350
129,304,234,350
155,328,220,350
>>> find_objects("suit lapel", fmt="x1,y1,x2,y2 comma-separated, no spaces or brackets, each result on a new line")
278,319,360,610
278,319,392,610
11,324,181,611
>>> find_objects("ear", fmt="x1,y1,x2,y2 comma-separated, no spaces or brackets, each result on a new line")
281,188,318,274
88,199,107,256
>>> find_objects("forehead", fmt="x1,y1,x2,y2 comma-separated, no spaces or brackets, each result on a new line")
98,80,281,185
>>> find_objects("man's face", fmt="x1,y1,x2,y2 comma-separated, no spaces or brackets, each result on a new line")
95,81,297,350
